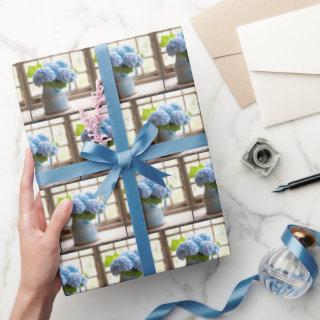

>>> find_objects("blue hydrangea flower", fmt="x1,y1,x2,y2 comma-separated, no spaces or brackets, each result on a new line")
195,167,215,187
110,50,123,67
80,130,91,142
131,256,142,271
28,140,38,154
148,109,170,126
111,45,143,68
33,60,76,86
85,197,105,214
171,110,190,125
67,272,86,288
199,233,211,241
122,45,135,53
199,241,219,256
166,33,187,56
33,67,56,86
100,117,113,138
138,181,152,198
72,196,86,214
121,250,142,271
122,52,143,68
150,183,172,199
72,192,105,215
37,141,58,156
59,267,69,286
43,61,61,74
36,133,49,141
187,235,205,246
56,67,76,82
141,178,171,200
56,60,69,68
159,103,181,116
110,255,133,275
27,134,58,157
59,265,87,288
150,103,189,128
176,240,199,259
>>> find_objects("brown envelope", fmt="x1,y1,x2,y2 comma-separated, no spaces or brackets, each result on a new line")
192,0,320,108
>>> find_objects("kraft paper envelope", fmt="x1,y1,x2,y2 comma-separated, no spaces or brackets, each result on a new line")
238,4,320,127
191,0,320,108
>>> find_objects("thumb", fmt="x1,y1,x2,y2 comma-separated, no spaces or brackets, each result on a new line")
46,199,73,241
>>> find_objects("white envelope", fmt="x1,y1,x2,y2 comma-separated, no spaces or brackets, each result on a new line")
237,4,320,127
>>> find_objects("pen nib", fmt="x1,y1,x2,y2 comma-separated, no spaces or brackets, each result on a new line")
273,185,288,193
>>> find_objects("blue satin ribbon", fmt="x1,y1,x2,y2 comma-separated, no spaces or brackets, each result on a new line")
80,122,169,200
146,224,320,319
34,43,209,276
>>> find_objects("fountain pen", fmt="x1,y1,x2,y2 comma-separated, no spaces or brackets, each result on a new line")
273,173,320,193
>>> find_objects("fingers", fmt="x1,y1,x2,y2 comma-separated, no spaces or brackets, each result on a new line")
19,148,35,214
53,274,62,297
35,192,47,232
46,199,73,241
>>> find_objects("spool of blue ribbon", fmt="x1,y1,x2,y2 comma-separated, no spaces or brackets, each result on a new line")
146,224,320,319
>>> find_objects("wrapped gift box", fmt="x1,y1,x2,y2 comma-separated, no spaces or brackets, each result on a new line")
13,27,230,295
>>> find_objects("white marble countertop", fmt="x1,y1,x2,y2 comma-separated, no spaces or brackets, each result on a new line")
1,0,320,319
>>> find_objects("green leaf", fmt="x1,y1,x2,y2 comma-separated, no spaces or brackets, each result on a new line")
27,63,42,78
121,270,142,278
56,194,72,206
93,54,97,64
170,236,186,251
75,124,85,136
177,51,189,58
63,285,78,295
189,164,205,178
142,196,163,205
141,106,157,121
205,182,217,189
104,252,120,267
160,33,176,48
106,139,114,147
34,154,48,163
73,212,97,221
113,65,134,74
43,80,67,89
186,254,209,263
158,124,181,132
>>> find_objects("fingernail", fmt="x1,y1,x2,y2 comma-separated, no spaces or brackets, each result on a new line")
61,199,73,208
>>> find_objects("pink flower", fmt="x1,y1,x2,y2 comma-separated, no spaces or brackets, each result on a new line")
79,79,111,145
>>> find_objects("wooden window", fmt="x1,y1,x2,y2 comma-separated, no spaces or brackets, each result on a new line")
136,87,203,135
60,248,101,291
98,232,166,285
183,151,212,206
165,218,230,269
48,177,124,234
156,27,183,75
25,118,73,166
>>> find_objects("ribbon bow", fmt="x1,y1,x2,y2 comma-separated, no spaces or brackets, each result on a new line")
81,122,169,201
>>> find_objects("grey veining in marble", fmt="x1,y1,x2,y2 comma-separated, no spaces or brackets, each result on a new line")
0,0,320,319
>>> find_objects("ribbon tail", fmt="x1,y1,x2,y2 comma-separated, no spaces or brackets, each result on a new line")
131,122,158,156
145,275,259,320
133,159,169,187
95,166,122,200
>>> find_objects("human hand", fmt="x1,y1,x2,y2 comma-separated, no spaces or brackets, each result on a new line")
10,149,73,320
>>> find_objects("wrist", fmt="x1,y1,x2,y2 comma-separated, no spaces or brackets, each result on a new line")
10,286,54,320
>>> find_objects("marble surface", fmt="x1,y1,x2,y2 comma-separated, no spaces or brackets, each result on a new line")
1,0,320,319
